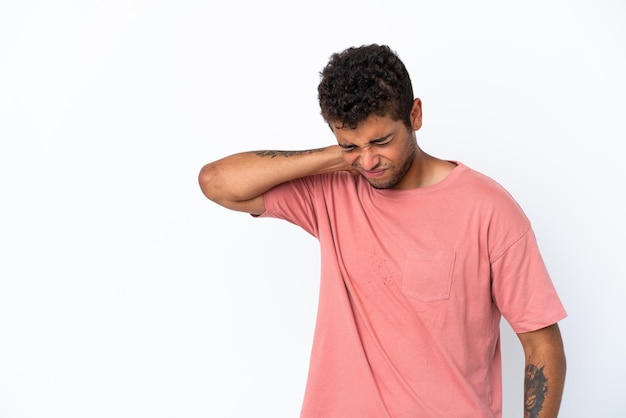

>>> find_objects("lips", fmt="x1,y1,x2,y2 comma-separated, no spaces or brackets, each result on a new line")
361,168,387,178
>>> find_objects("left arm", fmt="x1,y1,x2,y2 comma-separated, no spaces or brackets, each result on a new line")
517,323,566,418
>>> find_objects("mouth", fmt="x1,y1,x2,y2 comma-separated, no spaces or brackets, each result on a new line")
360,168,388,179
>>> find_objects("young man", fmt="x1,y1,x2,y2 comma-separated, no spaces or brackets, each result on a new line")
199,44,566,418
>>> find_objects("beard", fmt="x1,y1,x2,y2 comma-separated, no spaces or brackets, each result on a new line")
365,137,417,190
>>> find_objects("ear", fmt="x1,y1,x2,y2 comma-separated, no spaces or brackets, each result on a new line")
410,98,423,131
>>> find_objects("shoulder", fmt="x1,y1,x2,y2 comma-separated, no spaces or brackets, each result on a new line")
264,171,360,208
451,163,531,236
454,163,523,208
298,171,362,194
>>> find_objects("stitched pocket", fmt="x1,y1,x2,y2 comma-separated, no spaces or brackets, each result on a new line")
402,248,455,302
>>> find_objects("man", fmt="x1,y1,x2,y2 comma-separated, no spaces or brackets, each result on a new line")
199,44,566,417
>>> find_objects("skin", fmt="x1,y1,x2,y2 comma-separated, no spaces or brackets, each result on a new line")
518,324,566,418
332,99,455,190
198,99,455,214
198,97,566,417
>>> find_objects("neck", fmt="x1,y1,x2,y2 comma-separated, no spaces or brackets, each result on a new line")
405,150,456,189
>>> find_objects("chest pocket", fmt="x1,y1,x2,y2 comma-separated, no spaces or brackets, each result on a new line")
402,248,455,302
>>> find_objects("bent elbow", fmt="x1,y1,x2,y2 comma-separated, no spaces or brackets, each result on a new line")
198,163,222,203
197,158,265,214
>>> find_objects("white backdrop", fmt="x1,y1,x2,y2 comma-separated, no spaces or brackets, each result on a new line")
1,1,624,417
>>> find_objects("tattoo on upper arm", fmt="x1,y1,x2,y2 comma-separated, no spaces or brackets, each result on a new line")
254,149,325,158
524,363,549,418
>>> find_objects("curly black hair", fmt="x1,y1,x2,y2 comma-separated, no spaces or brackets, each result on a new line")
317,44,414,130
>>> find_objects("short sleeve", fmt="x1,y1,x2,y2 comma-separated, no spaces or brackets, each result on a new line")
257,176,321,238
491,228,567,333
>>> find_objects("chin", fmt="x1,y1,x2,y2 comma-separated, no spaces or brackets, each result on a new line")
368,177,401,190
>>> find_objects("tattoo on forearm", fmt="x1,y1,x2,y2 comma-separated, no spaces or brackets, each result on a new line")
254,149,325,158
524,363,549,418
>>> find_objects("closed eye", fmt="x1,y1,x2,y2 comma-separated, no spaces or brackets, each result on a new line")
373,139,392,147
339,136,393,152
339,144,358,152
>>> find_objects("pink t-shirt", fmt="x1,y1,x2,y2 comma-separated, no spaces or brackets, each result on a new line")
259,162,566,418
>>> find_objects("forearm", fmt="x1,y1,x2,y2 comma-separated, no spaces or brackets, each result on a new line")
519,324,566,418
198,145,348,209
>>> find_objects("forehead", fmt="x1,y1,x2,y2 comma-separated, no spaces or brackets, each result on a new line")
331,114,405,144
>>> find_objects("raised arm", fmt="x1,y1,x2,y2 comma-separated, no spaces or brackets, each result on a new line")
517,323,566,418
198,145,350,215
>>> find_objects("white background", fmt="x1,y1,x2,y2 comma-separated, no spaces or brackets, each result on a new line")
1,1,624,417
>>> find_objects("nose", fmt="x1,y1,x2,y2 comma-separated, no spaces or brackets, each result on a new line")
358,146,380,171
